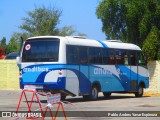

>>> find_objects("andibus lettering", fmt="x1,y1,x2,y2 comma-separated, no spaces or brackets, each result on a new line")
23,67,49,72
94,68,112,75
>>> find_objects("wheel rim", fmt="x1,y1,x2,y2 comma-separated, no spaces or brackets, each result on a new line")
92,87,98,99
138,86,143,95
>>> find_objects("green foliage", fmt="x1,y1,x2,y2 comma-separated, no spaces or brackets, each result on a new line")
59,26,76,36
0,37,7,49
19,6,76,36
157,49,160,60
126,0,147,46
11,32,29,41
96,0,127,40
142,26,160,60
5,34,20,54
5,32,29,54
96,0,148,45
20,6,61,36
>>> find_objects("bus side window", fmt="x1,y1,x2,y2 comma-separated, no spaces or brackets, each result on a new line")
138,52,147,66
88,47,102,64
108,49,115,64
95,48,103,64
129,51,137,66
79,47,88,64
88,47,95,64
115,50,123,65
123,51,129,65
66,45,79,64
102,49,109,64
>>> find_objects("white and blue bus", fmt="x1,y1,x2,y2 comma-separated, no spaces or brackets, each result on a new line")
17,36,149,100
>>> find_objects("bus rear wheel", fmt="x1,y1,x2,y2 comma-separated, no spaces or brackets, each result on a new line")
89,86,99,100
103,92,111,97
135,85,144,97
83,86,99,101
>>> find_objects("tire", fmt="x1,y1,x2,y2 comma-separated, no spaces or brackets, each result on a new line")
89,86,99,100
135,85,144,97
103,92,111,97
83,85,99,101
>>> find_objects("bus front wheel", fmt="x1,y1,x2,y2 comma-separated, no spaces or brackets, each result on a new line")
135,85,144,97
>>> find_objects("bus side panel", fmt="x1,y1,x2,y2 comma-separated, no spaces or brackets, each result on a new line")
138,66,149,88
90,65,128,92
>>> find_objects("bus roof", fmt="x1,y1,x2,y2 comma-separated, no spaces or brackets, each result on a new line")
27,36,141,51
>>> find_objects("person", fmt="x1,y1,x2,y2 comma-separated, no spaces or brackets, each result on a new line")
124,54,128,65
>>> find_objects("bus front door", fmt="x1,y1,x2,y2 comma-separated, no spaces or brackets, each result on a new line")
130,65,138,91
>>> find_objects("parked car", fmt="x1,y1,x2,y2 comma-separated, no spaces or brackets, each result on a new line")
5,52,19,59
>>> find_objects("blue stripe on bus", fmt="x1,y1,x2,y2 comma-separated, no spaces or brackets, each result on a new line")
96,40,108,48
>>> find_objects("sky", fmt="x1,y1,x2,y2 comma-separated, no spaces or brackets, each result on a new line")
0,0,106,43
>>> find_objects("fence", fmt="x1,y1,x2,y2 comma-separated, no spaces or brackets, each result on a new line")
0,60,160,95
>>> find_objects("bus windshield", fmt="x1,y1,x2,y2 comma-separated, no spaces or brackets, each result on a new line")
22,38,59,62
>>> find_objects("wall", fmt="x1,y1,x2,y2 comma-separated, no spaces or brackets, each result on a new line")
144,61,160,96
0,60,159,96
0,60,19,90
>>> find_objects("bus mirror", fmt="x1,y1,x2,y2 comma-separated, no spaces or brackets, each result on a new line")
16,56,21,64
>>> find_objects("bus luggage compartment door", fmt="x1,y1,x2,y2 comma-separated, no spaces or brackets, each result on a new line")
66,65,79,96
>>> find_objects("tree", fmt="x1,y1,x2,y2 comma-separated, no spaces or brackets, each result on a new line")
19,6,76,36
5,33,21,54
96,0,160,47
142,26,160,60
96,0,128,40
0,37,7,49
0,37,7,55
11,32,29,41
59,26,76,36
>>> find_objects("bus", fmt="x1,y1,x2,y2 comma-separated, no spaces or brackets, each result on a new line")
17,36,149,100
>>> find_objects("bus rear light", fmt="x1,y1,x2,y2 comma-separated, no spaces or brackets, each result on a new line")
59,69,62,75
19,71,22,77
